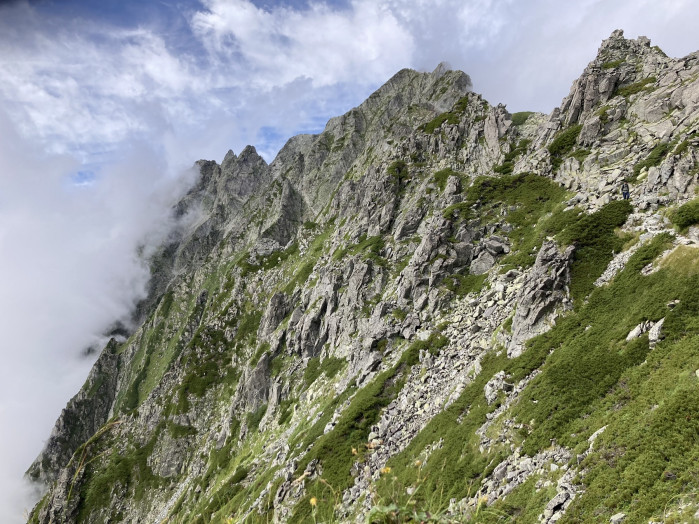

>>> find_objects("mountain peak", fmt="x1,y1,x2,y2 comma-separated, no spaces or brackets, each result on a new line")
28,31,699,524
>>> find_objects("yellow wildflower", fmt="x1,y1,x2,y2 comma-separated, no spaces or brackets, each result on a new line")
310,497,318,507
380,466,392,475
351,447,358,455
414,459,422,467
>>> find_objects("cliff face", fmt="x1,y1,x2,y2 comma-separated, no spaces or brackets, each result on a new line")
28,31,699,523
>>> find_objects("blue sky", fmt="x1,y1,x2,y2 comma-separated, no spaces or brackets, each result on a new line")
1,0,699,521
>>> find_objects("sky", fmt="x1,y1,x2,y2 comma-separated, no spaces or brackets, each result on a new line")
1,0,698,521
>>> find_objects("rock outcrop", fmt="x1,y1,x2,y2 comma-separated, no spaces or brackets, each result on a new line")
27,31,699,524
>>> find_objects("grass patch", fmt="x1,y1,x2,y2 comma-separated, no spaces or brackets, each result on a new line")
333,234,386,265
674,139,690,156
304,357,322,388
237,242,300,277
514,234,676,453
387,160,409,183
233,308,263,348
570,148,591,163
372,233,699,521
442,201,471,221
246,404,268,433
602,59,624,69
670,198,699,230
290,358,413,523
392,307,408,321
511,111,534,126
250,342,271,367
558,199,633,301
421,112,459,134
77,428,164,520
660,245,699,276
432,167,459,191
322,356,346,380
614,76,657,98
443,273,487,296
457,173,571,268
548,124,582,170
493,139,531,175
419,95,472,134
304,356,347,388
632,141,671,181
167,422,197,439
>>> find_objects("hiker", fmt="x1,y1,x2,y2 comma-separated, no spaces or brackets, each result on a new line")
621,180,630,200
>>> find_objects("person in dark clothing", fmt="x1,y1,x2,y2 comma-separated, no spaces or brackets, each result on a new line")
621,180,630,200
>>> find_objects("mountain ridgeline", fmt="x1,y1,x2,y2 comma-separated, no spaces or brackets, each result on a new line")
29,30,699,523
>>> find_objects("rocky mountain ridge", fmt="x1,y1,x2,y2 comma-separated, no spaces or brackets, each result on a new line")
28,30,699,523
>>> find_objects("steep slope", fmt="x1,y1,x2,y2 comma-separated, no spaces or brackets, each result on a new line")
29,31,699,523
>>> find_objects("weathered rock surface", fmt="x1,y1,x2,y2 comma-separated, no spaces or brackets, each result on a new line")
507,242,574,358
27,30,699,524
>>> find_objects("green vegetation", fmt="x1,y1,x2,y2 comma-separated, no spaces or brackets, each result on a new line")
322,356,346,380
443,273,487,296
169,304,260,414
77,426,164,520
558,199,633,301
402,331,449,363
632,141,671,180
420,111,459,134
392,307,408,321
511,111,534,126
614,76,657,98
278,398,297,425
670,197,699,230
230,466,249,484
446,173,571,269
674,139,690,156
333,234,386,265
304,356,347,388
442,201,471,221
39,46,699,524
518,234,699,522
250,341,271,367
375,349,513,509
432,167,459,191
233,308,263,348
167,421,197,439
493,139,531,175
291,355,416,523
281,222,335,294
602,59,624,69
387,160,409,183
419,95,472,134
548,124,583,169
369,232,699,522
237,242,300,277
570,148,591,163
246,404,268,433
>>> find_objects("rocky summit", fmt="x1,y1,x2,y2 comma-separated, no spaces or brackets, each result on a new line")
28,30,699,523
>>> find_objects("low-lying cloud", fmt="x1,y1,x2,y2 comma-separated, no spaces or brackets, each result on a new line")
0,109,200,521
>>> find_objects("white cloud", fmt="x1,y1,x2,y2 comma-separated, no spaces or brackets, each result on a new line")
0,109,199,522
191,0,414,89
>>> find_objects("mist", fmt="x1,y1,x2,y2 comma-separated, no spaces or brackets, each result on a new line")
0,109,202,521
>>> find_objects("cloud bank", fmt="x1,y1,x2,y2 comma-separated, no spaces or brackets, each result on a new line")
1,0,699,520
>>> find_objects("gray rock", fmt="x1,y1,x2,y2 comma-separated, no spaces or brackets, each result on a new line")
508,242,574,358
470,251,496,275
